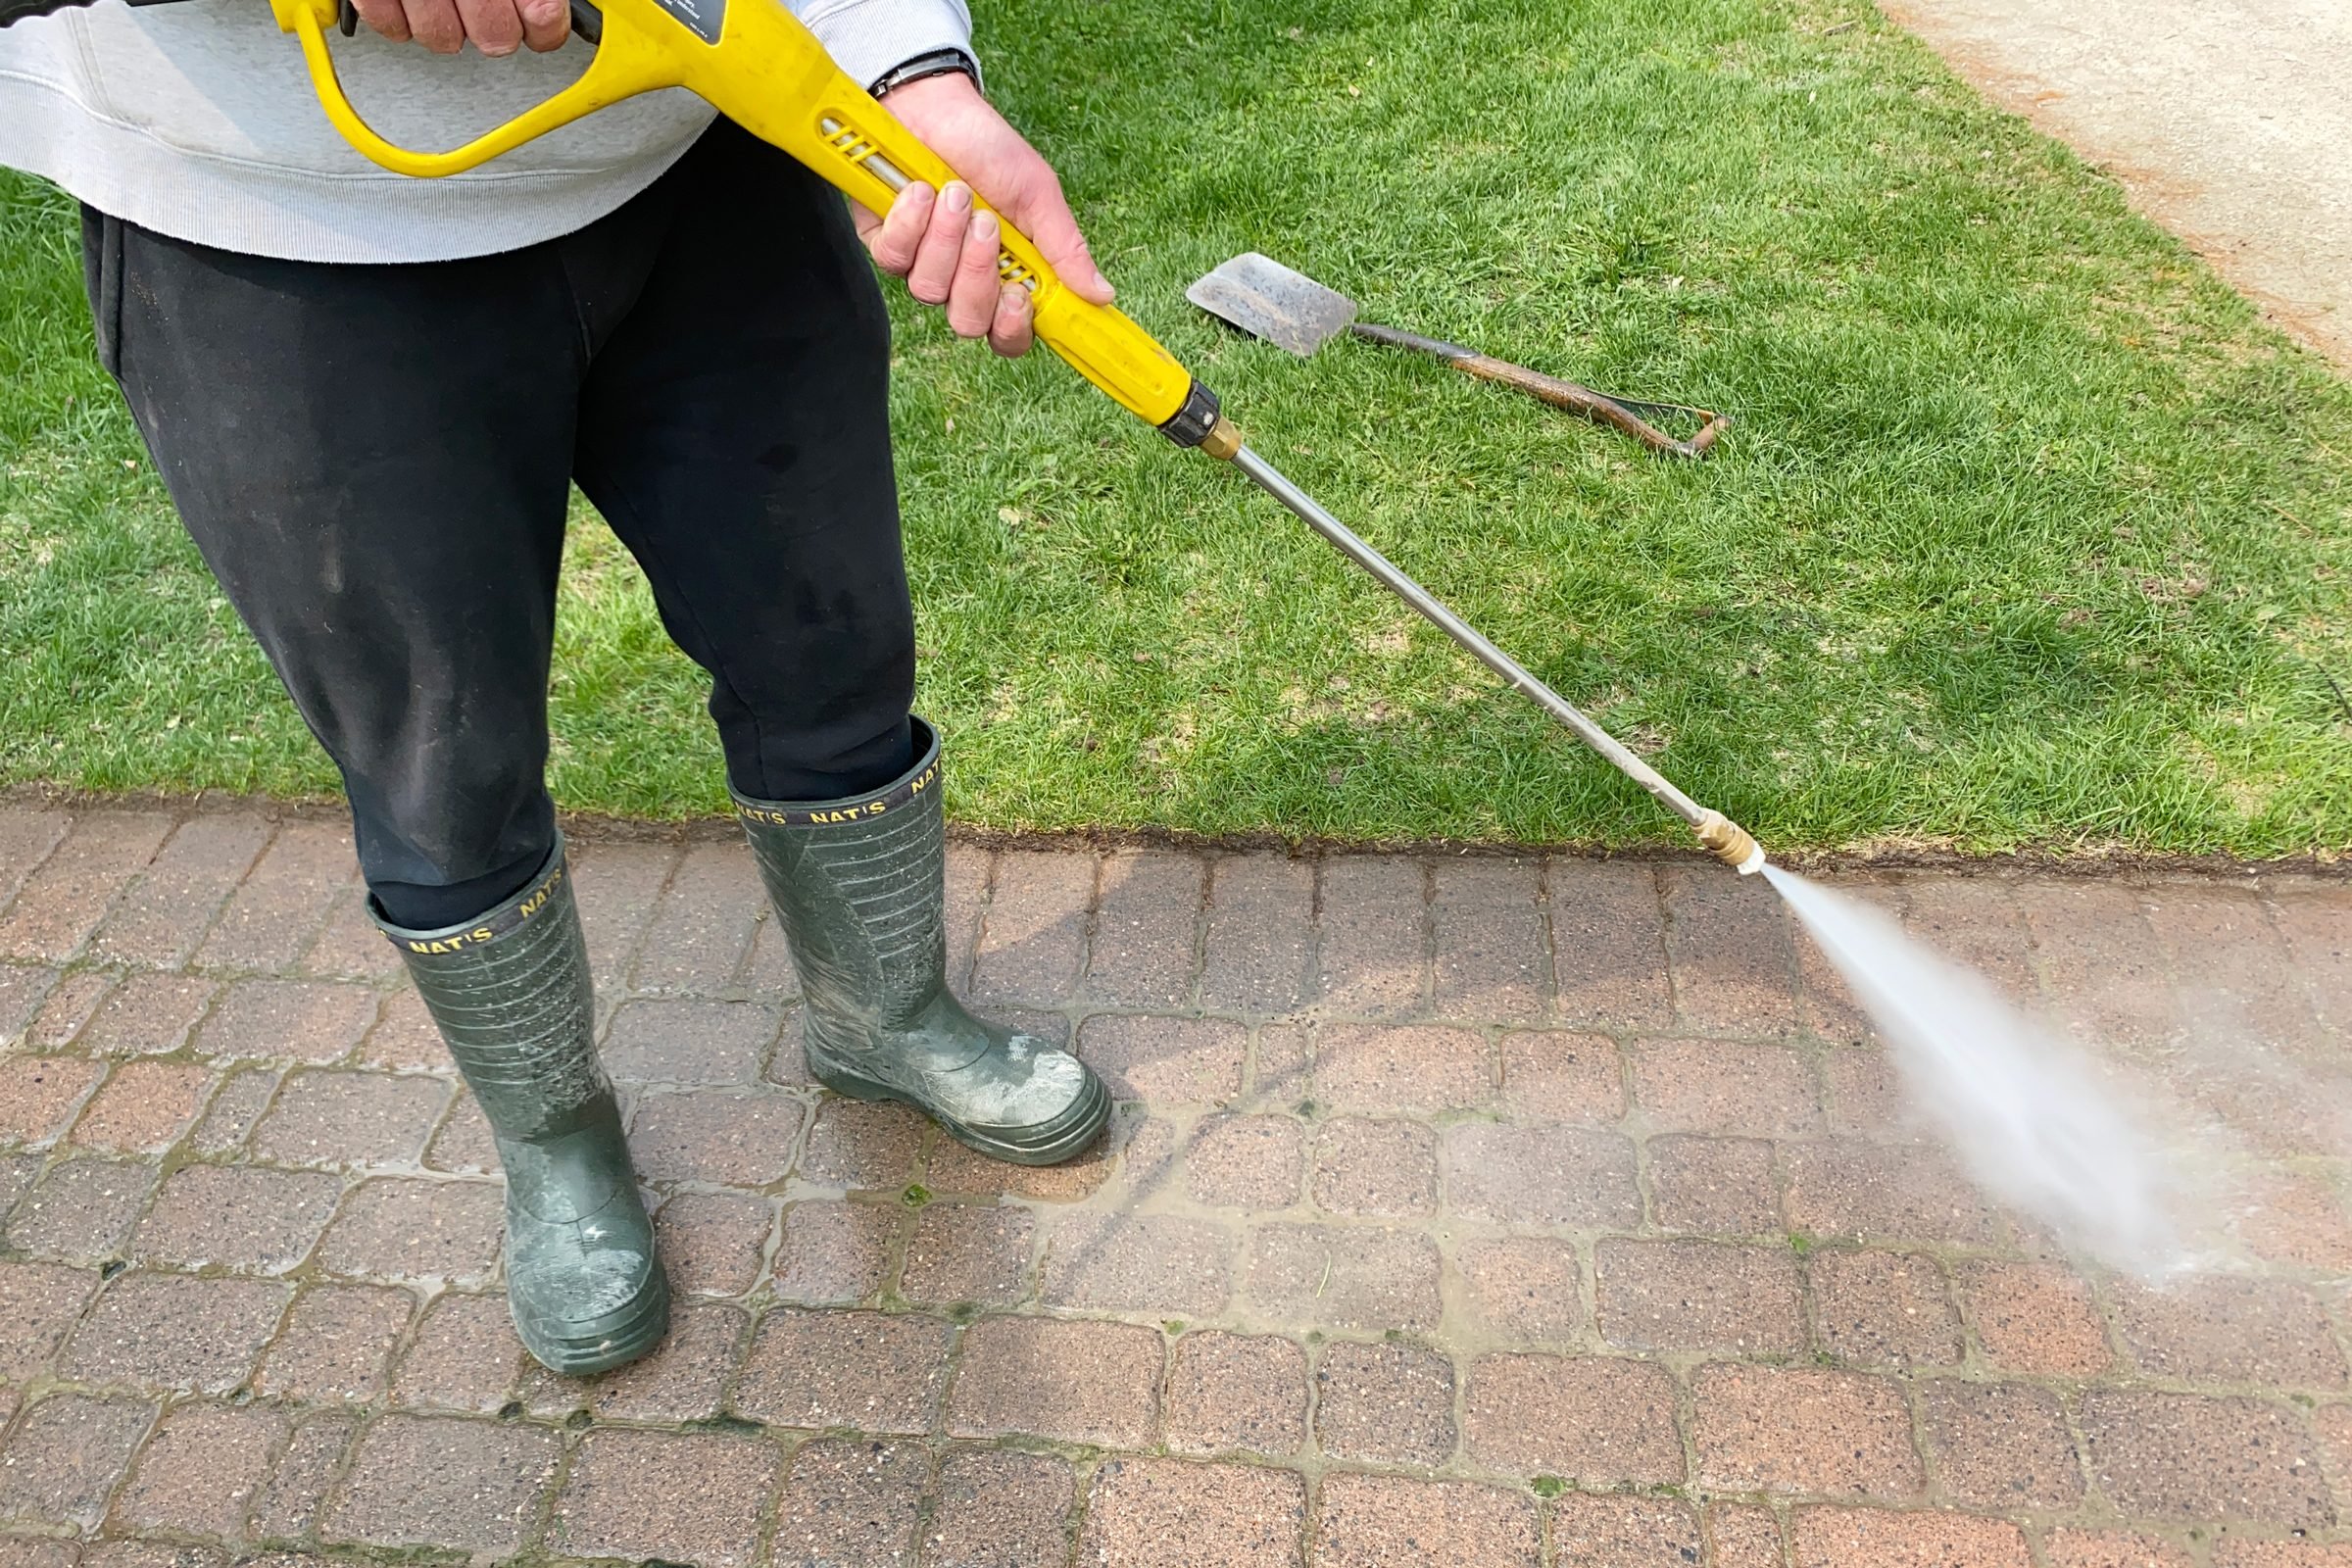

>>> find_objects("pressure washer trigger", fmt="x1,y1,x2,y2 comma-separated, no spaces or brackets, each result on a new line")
335,0,354,34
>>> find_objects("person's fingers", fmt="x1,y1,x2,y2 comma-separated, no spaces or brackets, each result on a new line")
903,181,973,307
944,210,1004,338
986,282,1035,359
515,0,569,51
866,182,933,275
350,0,412,41
399,0,465,51
453,0,523,54
1010,172,1114,305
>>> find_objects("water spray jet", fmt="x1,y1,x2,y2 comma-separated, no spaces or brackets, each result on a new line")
1765,866,2185,1276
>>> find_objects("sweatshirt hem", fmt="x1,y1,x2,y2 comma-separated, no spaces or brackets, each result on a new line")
0,71,714,263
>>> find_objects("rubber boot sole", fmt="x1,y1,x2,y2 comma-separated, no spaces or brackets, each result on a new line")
813,1058,1112,1167
513,1264,672,1377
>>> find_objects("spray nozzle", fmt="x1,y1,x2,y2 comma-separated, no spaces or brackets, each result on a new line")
1694,810,1767,876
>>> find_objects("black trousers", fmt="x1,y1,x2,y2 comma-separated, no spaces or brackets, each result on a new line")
83,122,917,928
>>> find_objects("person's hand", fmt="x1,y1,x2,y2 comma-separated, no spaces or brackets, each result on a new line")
856,71,1114,358
350,0,569,56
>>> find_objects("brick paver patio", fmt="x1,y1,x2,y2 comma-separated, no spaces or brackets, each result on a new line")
0,800,2348,1566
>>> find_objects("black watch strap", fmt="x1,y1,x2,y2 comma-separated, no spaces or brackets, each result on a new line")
868,46,978,98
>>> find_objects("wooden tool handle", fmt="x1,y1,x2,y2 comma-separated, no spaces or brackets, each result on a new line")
1348,322,1728,460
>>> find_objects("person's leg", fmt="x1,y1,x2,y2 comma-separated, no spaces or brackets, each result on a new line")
85,207,669,1372
572,122,1107,1164
569,120,915,804
85,208,574,925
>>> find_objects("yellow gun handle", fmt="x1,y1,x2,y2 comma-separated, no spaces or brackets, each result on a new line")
270,0,1231,448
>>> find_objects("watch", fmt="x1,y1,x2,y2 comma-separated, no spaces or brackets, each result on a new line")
869,47,979,97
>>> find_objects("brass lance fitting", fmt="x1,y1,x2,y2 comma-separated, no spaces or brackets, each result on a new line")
1200,415,1244,462
1695,810,1767,876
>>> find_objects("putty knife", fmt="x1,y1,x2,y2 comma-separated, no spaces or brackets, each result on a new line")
1187,252,1730,460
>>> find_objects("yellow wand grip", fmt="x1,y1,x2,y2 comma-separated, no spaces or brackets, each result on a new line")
799,112,1193,430
686,0,1197,430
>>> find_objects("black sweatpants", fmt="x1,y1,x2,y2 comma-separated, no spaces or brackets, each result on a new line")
83,121,917,929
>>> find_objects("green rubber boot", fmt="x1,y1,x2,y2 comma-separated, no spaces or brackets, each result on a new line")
374,838,668,1374
735,720,1110,1166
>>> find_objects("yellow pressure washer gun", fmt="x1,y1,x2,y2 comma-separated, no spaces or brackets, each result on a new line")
20,0,1772,873
278,0,1233,452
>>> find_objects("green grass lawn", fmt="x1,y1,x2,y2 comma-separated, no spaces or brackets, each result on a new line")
5,0,2349,854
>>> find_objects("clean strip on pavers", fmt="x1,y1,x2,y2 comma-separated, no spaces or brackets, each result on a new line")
0,799,2347,1565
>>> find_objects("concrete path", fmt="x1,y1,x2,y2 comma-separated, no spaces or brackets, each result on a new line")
1883,0,2352,368
0,799,2349,1566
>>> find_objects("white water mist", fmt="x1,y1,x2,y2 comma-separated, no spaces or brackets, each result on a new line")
1763,866,2186,1277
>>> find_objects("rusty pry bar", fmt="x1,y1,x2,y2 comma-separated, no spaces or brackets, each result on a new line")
1348,323,1731,460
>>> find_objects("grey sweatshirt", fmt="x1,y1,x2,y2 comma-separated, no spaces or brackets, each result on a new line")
0,0,970,262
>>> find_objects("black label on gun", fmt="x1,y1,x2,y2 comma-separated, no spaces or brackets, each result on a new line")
648,0,721,43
